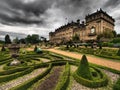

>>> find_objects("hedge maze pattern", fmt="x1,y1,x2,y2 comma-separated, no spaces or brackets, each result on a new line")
0,51,119,90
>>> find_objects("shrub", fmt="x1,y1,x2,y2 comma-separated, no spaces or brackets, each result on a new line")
117,48,120,56
77,55,92,80
55,62,70,90
73,68,108,88
113,78,120,90
0,67,28,76
1,45,6,51
11,64,52,90
0,68,33,83
34,46,37,52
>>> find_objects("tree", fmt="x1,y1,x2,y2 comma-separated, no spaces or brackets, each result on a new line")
13,37,19,44
112,31,117,38
1,45,6,51
72,34,80,43
26,35,32,44
97,29,114,42
19,38,26,44
5,34,11,44
26,34,40,44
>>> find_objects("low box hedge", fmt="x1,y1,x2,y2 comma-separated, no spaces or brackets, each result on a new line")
113,78,120,90
55,62,70,90
11,64,52,90
0,67,33,83
73,67,108,88
0,67,28,76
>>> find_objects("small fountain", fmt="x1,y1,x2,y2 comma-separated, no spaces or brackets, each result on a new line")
8,43,21,66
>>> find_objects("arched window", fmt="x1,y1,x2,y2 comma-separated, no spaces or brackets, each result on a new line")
91,26,96,33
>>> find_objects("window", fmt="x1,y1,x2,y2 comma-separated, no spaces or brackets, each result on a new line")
91,27,96,33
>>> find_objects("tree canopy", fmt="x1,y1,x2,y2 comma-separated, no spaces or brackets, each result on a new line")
5,34,11,44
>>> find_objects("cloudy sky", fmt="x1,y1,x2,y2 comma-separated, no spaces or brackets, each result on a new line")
0,0,120,40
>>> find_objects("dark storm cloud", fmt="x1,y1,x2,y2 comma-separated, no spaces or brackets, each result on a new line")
0,0,100,26
0,0,55,25
0,0,120,34
104,0,120,8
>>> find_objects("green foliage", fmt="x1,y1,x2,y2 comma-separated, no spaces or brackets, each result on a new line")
77,55,92,80
72,34,80,42
5,34,11,44
26,34,40,44
111,38,120,43
0,68,33,83
73,67,108,88
113,78,120,90
34,46,37,52
0,67,28,76
102,42,114,47
11,64,52,90
117,48,120,56
55,62,70,90
1,45,6,51
97,29,114,41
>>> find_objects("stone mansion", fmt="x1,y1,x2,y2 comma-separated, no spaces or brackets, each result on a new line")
49,9,115,44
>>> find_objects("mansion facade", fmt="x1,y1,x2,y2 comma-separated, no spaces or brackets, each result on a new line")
49,9,115,44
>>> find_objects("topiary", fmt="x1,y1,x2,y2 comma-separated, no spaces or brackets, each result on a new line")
36,48,43,54
117,48,120,56
1,45,6,51
34,46,37,52
77,55,92,80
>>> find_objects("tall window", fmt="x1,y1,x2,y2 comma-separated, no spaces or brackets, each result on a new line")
91,27,96,33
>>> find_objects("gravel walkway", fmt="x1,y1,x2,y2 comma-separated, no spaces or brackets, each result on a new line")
71,66,120,90
46,49,120,71
34,66,63,90
40,58,50,63
0,68,46,90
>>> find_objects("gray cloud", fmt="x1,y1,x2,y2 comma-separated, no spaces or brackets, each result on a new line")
104,0,120,8
0,0,120,40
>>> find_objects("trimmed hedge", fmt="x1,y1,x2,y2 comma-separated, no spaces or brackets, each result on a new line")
0,67,28,76
113,78,120,90
0,58,12,65
0,67,33,83
11,64,52,90
55,62,70,90
73,67,108,88
77,55,92,80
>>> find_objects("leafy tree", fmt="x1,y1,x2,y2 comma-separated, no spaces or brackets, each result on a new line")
34,45,37,52
13,37,19,44
112,31,117,37
97,29,114,41
111,38,120,44
117,34,120,37
72,34,80,43
19,38,26,44
5,34,11,44
31,34,39,44
26,35,32,44
77,55,92,80
25,34,40,44
1,45,6,51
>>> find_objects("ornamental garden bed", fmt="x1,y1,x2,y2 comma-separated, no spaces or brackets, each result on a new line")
0,49,119,90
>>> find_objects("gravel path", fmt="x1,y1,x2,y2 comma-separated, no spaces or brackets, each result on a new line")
40,58,50,63
46,49,120,71
0,68,46,90
70,66,120,90
35,66,64,90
